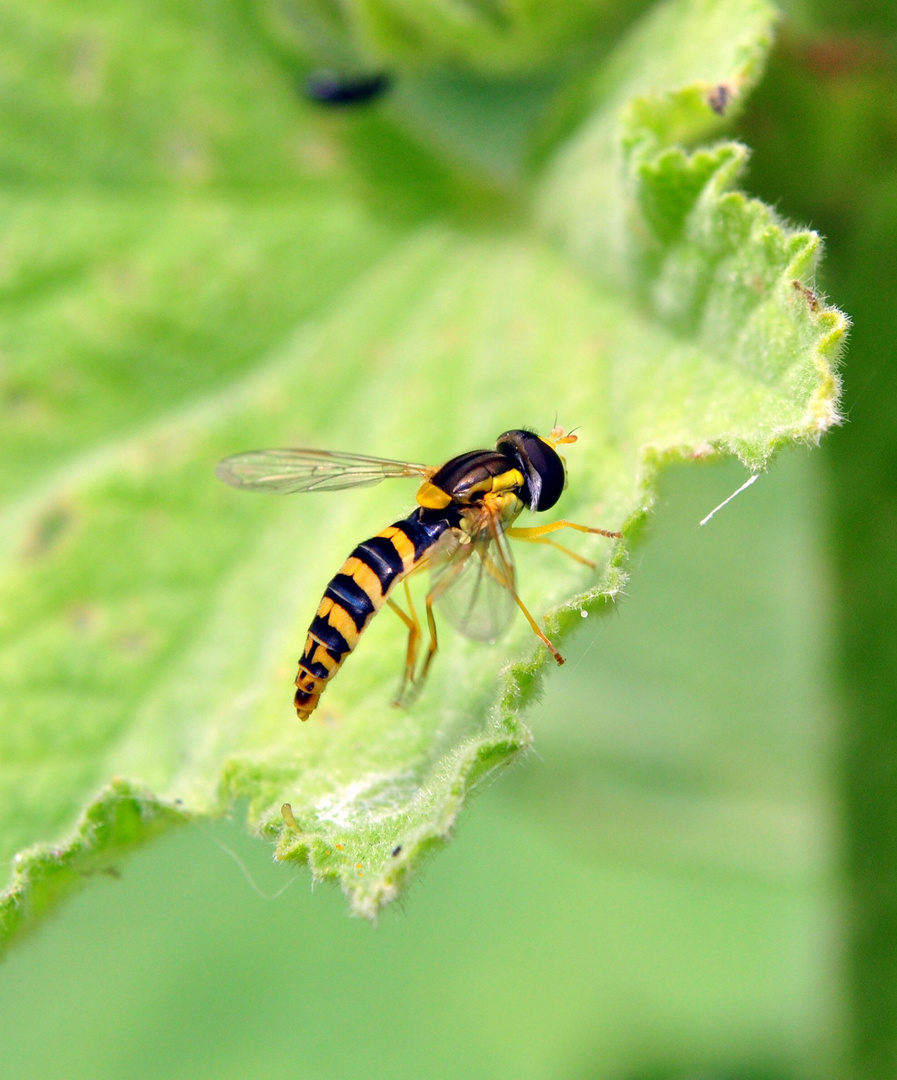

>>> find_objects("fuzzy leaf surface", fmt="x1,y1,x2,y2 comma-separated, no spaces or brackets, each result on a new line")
0,0,845,942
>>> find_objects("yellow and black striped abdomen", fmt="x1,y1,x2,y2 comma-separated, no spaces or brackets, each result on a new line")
294,510,451,720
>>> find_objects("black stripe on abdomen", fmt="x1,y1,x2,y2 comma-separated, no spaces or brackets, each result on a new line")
294,510,454,720
325,573,376,631
392,516,440,561
308,615,350,657
353,535,405,593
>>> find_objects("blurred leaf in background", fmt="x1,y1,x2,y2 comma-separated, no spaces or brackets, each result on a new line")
256,0,649,74
741,5,897,1077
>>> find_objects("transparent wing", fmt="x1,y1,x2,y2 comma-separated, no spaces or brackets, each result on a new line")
215,448,431,494
430,511,516,644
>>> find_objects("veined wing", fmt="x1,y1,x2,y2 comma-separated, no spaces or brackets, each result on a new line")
430,510,516,644
215,448,432,494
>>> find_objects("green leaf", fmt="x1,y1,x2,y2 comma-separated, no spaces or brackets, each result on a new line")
258,0,651,76
0,0,846,945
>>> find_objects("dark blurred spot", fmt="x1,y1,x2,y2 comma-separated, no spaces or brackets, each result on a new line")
303,71,392,107
792,279,821,312
392,845,402,857
80,865,121,880
707,83,734,115
24,505,74,558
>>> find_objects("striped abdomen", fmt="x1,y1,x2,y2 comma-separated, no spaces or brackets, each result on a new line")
294,510,451,720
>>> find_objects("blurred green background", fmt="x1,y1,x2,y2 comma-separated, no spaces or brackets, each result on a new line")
2,0,895,1077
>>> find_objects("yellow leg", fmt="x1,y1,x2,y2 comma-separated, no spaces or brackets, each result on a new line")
395,569,448,708
505,519,621,662
419,591,440,683
508,519,622,541
508,533,596,568
511,590,565,665
387,579,421,707
476,512,567,665
396,549,483,708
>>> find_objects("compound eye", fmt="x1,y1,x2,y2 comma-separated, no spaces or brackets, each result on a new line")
525,437,565,511
496,430,566,512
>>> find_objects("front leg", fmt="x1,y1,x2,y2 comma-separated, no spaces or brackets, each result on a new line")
507,520,622,541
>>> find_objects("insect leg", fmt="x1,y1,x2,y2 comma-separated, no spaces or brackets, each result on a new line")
484,513,566,666
506,532,596,568
394,590,440,710
508,519,622,541
396,548,477,707
419,590,440,685
387,579,421,707
394,557,454,708
510,590,565,665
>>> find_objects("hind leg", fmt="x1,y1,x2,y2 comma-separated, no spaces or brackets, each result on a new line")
387,578,421,708
508,519,621,570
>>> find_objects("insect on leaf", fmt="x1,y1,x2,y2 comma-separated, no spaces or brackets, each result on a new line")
0,0,845,944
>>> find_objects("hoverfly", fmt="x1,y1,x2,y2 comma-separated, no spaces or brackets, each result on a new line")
216,427,621,721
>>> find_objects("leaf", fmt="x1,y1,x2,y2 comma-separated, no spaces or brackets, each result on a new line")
0,0,846,945
259,0,651,76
